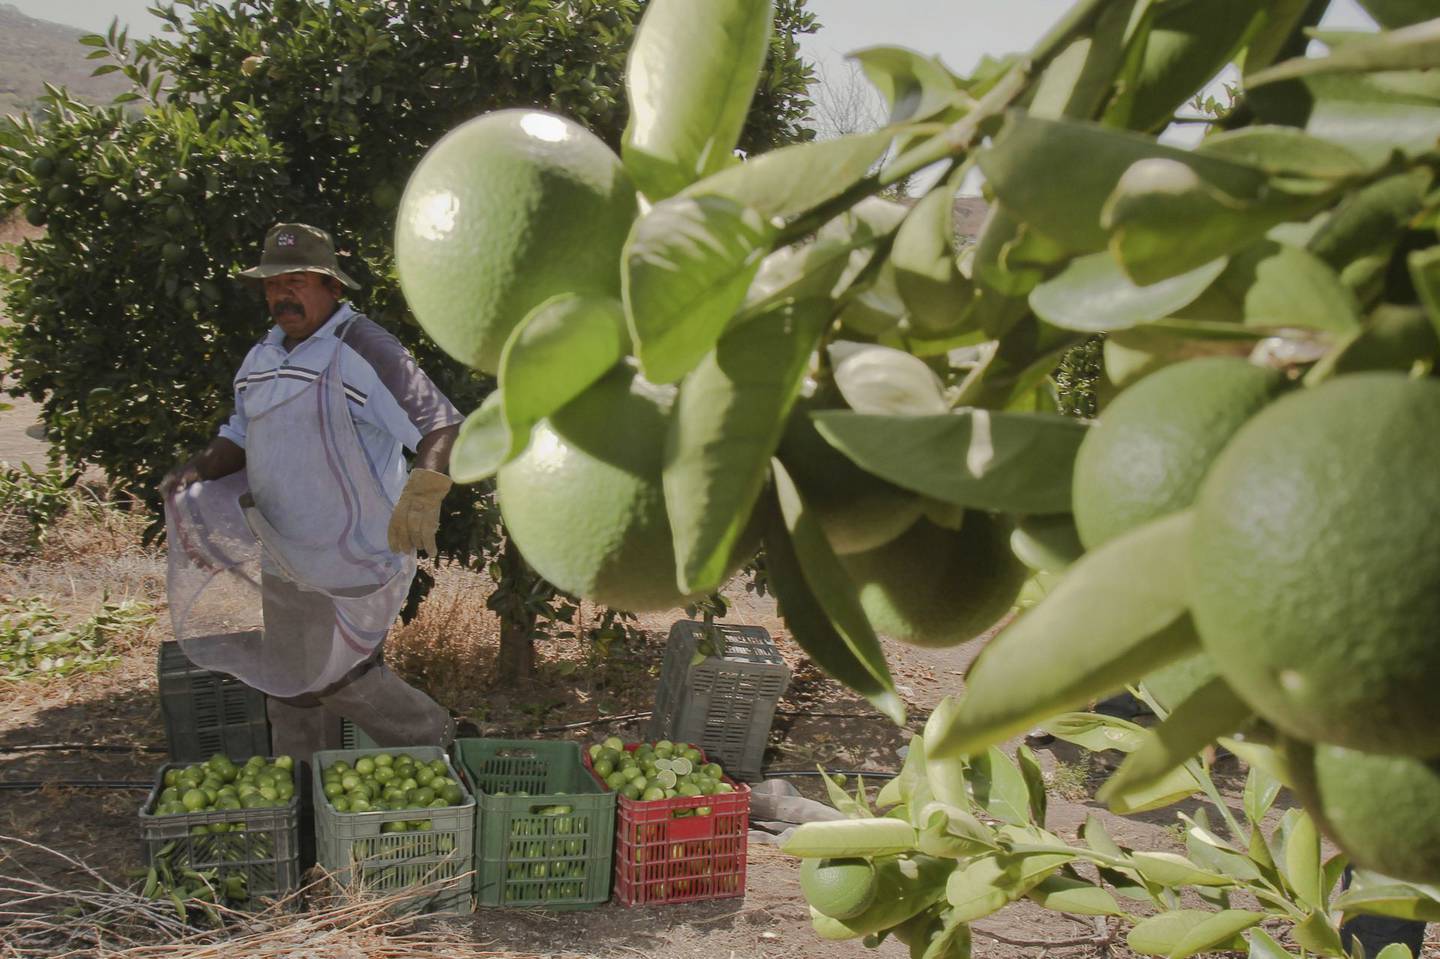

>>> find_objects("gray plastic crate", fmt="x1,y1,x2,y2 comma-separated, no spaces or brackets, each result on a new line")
157,642,270,763
313,746,475,914
339,718,378,750
647,621,789,782
139,760,301,901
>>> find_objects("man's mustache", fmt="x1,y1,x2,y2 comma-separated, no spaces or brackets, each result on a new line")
271,300,304,318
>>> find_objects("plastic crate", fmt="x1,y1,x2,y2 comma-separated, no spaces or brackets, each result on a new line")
584,743,750,906
157,642,270,763
138,760,301,901
647,621,789,781
451,738,615,910
312,746,475,914
339,718,378,750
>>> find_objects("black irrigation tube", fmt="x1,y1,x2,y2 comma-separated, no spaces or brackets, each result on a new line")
0,780,151,791
0,742,166,753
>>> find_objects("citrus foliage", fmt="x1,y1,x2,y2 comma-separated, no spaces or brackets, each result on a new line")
400,0,1440,944
0,595,153,679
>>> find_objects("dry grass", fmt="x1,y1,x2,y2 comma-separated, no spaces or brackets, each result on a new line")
0,836,565,959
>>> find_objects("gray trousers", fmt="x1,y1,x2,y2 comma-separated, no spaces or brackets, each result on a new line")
261,572,452,766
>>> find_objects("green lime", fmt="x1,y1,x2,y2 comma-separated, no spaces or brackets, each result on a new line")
499,366,754,611
801,857,878,920
1073,357,1284,549
395,109,637,375
839,514,1026,647
1191,374,1440,755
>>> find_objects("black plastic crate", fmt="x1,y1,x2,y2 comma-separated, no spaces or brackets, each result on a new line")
647,622,789,782
157,642,270,763
138,760,301,901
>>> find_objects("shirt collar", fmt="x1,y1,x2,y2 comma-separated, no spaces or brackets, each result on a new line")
263,302,356,347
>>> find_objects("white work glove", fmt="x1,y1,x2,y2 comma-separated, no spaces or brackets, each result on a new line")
387,468,452,556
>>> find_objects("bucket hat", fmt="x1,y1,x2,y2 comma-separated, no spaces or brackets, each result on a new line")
236,222,361,290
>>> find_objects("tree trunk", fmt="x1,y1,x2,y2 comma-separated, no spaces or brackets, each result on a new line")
492,538,537,682
497,611,535,682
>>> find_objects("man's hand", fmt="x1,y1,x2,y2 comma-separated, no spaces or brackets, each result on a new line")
387,468,453,556
158,461,203,499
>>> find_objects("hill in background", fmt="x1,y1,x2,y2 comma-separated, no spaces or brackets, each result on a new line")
0,3,132,119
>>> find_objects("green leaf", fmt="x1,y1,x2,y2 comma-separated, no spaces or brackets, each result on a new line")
1243,0,1319,77
1043,712,1148,753
1141,650,1218,713
1102,0,1261,133
1357,0,1437,28
623,194,774,384
978,113,1270,254
683,129,894,221
1126,909,1264,959
1016,744,1048,827
1375,945,1417,959
621,0,775,199
765,462,904,723
78,33,108,47
780,817,919,858
1183,818,1263,883
1249,19,1440,86
1409,245,1440,342
852,46,962,124
932,513,1200,759
1242,762,1283,826
1010,514,1085,573
811,409,1087,515
1029,251,1227,333
967,747,1033,827
922,698,970,809
450,393,508,483
1027,874,1123,916
1333,882,1440,922
876,734,927,810
945,855,1011,922
1241,243,1362,333
1247,928,1299,959
665,299,828,593
916,802,997,858
1248,72,1440,165
1292,908,1346,956
918,908,972,959
892,178,975,335
1026,0,1137,122
820,766,866,818
1280,810,1323,910
1194,126,1373,180
1099,677,1253,803
829,343,949,415
1106,764,1204,814
1306,304,1439,382
499,295,628,461
1102,157,1338,285
1131,852,1233,889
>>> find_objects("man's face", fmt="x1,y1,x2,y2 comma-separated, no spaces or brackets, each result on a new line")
263,272,339,341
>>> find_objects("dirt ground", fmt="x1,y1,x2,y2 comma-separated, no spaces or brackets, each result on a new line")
2,219,1434,958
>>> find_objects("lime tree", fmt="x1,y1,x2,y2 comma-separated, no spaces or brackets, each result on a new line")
401,0,1440,945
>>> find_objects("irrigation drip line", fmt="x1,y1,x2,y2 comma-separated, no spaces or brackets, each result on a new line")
761,768,898,780
0,742,166,754
0,780,151,791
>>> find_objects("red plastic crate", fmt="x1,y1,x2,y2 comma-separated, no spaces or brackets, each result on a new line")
583,743,750,906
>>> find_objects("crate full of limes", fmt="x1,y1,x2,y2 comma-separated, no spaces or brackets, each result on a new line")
312,746,475,915
139,753,301,900
451,738,615,910
583,738,750,906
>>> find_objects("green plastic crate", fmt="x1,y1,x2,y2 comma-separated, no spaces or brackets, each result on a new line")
312,746,475,914
157,642,270,763
452,738,615,910
138,760,301,901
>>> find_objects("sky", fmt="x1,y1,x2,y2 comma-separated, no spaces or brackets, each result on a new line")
10,0,1380,61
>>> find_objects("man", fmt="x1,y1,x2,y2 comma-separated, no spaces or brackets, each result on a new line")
160,223,462,764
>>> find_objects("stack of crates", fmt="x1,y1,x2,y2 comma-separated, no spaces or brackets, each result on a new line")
452,739,615,910
312,745,475,914
339,717,378,750
157,642,270,762
647,621,789,782
583,743,750,906
137,760,302,900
